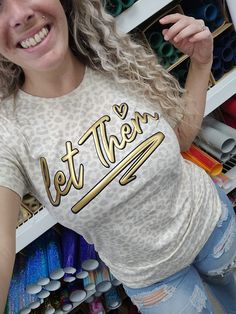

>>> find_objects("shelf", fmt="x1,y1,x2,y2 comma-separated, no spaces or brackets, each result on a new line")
205,69,236,117
115,0,173,33
16,209,56,253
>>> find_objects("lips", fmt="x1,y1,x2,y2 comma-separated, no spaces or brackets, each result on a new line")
17,25,50,49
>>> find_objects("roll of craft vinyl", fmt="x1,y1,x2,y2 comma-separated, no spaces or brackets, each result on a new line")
104,0,123,16
195,138,230,163
204,117,236,140
199,125,235,153
182,144,223,176
45,229,63,280
61,226,79,281
222,95,236,119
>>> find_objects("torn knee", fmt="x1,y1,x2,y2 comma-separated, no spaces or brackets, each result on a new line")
213,218,236,259
131,285,175,308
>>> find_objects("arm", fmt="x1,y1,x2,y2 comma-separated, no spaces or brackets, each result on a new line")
174,60,212,151
0,187,21,313
159,14,213,151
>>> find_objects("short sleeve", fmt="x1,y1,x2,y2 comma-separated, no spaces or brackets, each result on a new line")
0,117,28,198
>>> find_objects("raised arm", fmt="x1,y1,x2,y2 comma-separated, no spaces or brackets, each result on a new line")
159,14,213,151
0,187,21,313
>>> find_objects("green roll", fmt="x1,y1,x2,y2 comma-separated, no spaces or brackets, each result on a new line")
160,58,171,69
157,41,175,58
104,0,123,16
168,50,179,65
122,0,136,8
148,32,163,50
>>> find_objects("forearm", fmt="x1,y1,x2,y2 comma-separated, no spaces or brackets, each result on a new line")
176,59,212,150
0,239,16,313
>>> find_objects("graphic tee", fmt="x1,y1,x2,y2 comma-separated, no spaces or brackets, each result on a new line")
0,66,221,288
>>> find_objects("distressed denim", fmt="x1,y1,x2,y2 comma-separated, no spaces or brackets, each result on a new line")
124,184,236,314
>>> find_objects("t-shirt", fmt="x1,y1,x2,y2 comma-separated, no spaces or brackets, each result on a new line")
0,66,222,288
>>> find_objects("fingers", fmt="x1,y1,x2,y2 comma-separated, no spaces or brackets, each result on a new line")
159,13,210,43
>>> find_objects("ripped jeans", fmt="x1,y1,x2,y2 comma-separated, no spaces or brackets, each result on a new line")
123,184,236,313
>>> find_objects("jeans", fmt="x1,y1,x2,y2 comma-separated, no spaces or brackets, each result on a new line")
123,184,236,313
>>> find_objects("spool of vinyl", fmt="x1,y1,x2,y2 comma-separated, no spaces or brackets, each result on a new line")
10,253,37,312
61,226,79,282
221,46,234,63
199,125,235,153
44,280,61,292
81,259,99,291
83,271,96,292
121,0,136,8
104,286,122,310
69,289,87,304
25,241,48,295
76,270,89,290
78,236,97,272
221,95,236,119
148,32,163,50
157,42,175,58
195,138,230,163
204,117,236,140
168,50,179,64
42,297,56,314
59,288,73,312
195,3,219,22
88,296,106,314
19,309,31,314
94,261,112,293
104,0,123,16
221,112,236,129
45,229,62,280
109,273,121,286
213,14,224,28
181,144,223,176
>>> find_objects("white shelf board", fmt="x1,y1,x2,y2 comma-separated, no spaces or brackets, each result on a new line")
205,69,236,117
224,165,236,194
116,0,173,33
16,209,56,253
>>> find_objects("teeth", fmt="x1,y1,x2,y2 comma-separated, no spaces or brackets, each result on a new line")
20,27,49,49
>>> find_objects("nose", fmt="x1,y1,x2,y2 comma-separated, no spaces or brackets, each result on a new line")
8,1,35,29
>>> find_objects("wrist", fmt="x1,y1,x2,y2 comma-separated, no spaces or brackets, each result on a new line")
190,58,213,73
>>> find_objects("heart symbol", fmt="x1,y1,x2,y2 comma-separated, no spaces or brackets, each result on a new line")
112,103,128,120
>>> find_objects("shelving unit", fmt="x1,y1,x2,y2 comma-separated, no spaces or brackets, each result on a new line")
16,0,236,266
16,208,56,253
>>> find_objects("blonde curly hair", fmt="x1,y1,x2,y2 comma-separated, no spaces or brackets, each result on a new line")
0,0,187,127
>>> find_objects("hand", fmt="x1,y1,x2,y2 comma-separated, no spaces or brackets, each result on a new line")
159,13,213,65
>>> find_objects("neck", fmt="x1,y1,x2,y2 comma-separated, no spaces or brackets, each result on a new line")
22,52,85,98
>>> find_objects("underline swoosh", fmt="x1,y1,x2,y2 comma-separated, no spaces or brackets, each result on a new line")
71,132,165,214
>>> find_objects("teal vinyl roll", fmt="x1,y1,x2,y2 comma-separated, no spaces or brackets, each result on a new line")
168,50,179,64
104,0,123,17
121,0,136,8
157,41,175,58
148,32,163,50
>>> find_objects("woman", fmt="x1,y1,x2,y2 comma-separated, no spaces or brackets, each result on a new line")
0,0,235,313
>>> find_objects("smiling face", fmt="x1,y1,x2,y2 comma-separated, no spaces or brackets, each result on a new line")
0,0,70,78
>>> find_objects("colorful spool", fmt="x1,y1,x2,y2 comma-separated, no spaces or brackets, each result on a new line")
45,229,62,279
104,0,123,16
78,236,97,272
182,144,223,176
104,286,122,310
61,226,79,281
